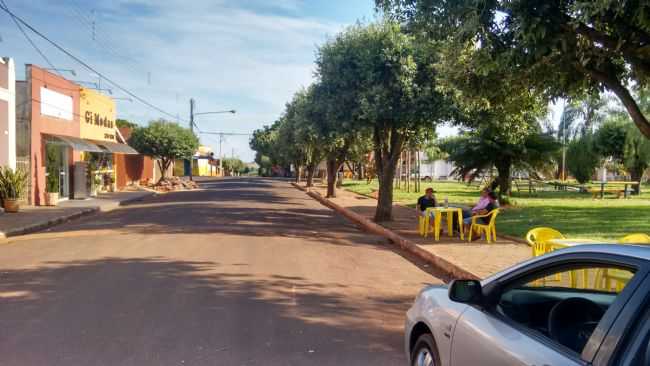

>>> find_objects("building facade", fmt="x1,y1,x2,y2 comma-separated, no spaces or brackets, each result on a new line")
16,65,138,205
0,57,16,170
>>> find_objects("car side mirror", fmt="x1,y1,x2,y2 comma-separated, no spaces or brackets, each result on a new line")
448,279,483,305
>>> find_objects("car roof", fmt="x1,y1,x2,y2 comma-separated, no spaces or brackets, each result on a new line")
482,244,650,284
548,244,650,261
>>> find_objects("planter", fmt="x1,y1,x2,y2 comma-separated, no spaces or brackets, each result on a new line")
44,192,59,206
3,198,20,213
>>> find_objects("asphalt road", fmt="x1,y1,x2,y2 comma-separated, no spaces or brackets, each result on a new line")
0,177,439,366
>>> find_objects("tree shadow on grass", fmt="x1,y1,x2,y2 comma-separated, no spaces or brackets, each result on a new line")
0,257,412,365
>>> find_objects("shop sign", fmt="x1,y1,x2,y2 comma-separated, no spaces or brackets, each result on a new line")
41,87,73,120
79,87,117,142
84,111,115,140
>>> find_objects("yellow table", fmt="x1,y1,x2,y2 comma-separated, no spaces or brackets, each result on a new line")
425,207,464,241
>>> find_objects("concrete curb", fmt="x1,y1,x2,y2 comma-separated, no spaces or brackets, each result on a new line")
0,191,156,240
0,207,99,240
291,182,479,282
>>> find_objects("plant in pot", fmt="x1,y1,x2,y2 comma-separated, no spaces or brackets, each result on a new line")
0,167,28,213
45,167,60,206
91,173,102,197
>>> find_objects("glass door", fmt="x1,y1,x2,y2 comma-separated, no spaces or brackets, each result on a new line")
45,143,70,199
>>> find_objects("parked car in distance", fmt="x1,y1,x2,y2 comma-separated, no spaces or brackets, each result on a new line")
405,244,650,366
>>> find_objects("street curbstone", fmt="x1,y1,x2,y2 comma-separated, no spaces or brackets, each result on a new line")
291,182,480,282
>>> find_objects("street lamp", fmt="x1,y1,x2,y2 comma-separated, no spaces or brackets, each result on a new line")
188,98,236,181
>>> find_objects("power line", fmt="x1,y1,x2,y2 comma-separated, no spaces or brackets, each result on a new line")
0,0,61,76
0,3,187,123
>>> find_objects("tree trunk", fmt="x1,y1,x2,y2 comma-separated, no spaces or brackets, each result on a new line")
157,158,170,182
326,158,338,198
495,160,512,199
374,126,405,222
630,168,644,195
295,165,302,183
306,165,316,188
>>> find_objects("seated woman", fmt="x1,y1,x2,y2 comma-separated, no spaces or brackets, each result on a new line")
464,191,498,238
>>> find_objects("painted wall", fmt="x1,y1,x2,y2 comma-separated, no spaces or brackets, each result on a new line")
79,87,117,142
0,57,16,169
27,65,81,205
114,154,154,188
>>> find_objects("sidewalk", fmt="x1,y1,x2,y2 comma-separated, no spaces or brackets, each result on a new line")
299,182,531,279
0,189,154,239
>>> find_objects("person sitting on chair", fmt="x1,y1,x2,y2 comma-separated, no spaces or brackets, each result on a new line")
464,191,498,238
416,187,437,219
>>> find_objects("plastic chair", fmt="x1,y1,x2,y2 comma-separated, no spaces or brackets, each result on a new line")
468,209,500,243
418,215,427,236
618,233,650,244
526,227,566,257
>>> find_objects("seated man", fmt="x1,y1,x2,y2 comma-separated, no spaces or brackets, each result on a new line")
416,187,437,219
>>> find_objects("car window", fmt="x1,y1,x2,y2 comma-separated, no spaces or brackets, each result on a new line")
496,264,636,355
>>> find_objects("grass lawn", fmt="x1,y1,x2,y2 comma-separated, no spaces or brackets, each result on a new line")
342,180,650,241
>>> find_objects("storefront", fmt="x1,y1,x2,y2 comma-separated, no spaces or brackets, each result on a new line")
15,65,137,205
79,87,137,194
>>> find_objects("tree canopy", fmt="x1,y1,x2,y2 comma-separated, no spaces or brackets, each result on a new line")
129,120,199,181
377,0,650,139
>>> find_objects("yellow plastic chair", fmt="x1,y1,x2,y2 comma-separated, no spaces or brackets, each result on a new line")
468,209,500,243
526,227,566,257
618,233,650,244
417,215,427,236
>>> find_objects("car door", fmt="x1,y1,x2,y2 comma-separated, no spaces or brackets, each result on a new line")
450,258,645,366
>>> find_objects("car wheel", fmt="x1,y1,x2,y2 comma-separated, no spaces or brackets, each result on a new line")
411,334,440,366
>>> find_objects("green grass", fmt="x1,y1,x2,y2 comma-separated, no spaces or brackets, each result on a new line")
342,180,650,241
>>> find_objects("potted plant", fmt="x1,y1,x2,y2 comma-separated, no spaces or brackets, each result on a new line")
108,174,116,192
91,173,102,197
0,167,28,213
44,167,60,206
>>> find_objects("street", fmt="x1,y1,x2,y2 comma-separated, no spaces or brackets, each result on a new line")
0,178,438,366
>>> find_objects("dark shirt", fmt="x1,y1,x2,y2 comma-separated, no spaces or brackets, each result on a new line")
417,195,437,212
480,202,497,224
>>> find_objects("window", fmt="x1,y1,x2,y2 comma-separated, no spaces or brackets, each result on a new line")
496,264,636,355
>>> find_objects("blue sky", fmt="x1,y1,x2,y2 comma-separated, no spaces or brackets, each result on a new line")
0,0,378,162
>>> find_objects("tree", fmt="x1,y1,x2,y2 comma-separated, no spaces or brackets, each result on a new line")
434,36,550,196
316,21,451,221
441,129,560,193
250,124,281,176
566,134,600,184
222,158,245,176
128,120,199,181
116,119,138,130
377,0,650,139
623,125,650,190
596,116,650,192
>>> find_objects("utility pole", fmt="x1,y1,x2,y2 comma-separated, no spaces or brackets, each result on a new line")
189,98,195,181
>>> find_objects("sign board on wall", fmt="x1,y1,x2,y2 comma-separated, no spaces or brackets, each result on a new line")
40,87,73,120
79,87,117,142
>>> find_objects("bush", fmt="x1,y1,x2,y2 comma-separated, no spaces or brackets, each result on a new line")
566,134,600,184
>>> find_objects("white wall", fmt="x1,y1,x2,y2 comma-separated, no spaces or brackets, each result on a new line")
0,57,16,170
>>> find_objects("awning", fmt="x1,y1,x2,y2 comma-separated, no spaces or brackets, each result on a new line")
45,134,104,153
92,140,139,155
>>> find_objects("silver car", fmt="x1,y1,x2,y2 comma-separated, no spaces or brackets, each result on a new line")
405,244,650,366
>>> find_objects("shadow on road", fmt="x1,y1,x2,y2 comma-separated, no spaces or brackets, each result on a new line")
0,257,411,365
40,178,383,249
